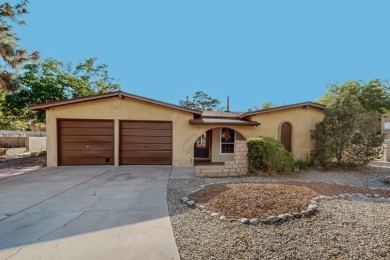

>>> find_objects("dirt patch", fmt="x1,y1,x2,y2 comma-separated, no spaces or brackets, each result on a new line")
0,153,46,180
0,153,46,169
191,182,390,219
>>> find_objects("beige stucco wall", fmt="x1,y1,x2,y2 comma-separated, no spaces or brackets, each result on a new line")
45,97,324,167
250,106,324,160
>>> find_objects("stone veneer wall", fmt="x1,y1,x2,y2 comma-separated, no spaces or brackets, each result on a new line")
196,140,248,177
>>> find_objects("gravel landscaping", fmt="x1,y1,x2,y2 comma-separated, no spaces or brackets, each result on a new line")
190,182,390,220
167,163,390,259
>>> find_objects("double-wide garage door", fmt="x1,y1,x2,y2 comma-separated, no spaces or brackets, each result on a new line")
58,119,172,166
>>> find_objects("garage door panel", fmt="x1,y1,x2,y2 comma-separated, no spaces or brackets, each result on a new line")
60,135,114,143
120,151,171,158
121,122,172,130
120,143,171,151
58,119,114,166
60,143,114,151
60,157,113,166
120,137,171,144
120,157,171,165
60,150,114,158
120,121,172,165
59,120,114,128
60,128,114,136
120,130,172,137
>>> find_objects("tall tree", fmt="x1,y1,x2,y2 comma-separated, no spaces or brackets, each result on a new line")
317,80,390,114
311,92,383,167
2,58,120,123
179,91,223,111
0,0,39,92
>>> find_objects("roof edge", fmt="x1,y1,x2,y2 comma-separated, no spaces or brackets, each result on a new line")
239,102,326,118
189,119,260,126
29,91,202,115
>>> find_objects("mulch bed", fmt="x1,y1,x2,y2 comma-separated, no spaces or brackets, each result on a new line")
191,182,390,220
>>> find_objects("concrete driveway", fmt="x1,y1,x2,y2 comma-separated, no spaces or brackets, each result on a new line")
0,166,180,260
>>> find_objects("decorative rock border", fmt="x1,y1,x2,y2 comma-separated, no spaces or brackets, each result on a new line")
181,193,390,226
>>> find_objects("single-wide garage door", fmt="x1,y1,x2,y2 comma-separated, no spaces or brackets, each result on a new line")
58,119,114,166
120,121,172,165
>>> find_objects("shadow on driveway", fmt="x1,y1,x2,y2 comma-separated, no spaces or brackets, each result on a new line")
0,166,180,259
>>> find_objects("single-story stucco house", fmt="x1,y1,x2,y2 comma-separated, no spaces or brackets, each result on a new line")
30,91,325,176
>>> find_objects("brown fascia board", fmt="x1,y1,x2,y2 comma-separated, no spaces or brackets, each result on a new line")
239,102,326,119
29,91,202,115
189,119,260,126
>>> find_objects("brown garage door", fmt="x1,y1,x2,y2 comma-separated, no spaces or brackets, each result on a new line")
58,119,114,166
120,121,172,165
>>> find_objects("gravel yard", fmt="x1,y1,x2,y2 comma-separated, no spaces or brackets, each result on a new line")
190,182,390,220
168,163,390,259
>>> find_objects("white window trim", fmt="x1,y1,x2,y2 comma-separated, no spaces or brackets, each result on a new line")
220,128,236,155
385,122,390,129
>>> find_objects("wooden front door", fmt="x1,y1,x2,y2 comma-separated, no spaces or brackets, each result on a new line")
281,122,292,152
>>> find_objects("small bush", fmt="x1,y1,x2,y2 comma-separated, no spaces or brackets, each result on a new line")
247,137,294,174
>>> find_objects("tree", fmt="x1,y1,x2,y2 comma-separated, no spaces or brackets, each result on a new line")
179,91,223,111
311,92,383,167
2,58,120,124
0,0,39,92
316,80,390,114
259,102,283,109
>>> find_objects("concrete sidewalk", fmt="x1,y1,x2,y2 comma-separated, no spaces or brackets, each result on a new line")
0,166,180,260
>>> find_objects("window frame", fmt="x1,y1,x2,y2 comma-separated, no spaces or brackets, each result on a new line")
384,122,390,130
220,128,236,155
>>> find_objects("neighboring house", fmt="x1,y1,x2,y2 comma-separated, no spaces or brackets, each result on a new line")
30,91,325,169
381,114,390,142
381,114,390,162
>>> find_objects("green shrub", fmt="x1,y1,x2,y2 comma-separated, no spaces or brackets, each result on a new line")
294,159,309,171
247,137,294,174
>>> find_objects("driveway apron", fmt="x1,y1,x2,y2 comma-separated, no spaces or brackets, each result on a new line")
0,166,180,260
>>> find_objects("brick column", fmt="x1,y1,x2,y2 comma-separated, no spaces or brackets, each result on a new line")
195,140,248,177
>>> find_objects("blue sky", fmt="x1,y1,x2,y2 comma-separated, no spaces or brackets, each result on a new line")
15,0,390,111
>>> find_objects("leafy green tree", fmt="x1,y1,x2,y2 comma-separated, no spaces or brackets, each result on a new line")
359,80,390,114
317,80,390,114
179,91,223,111
2,58,120,124
0,0,39,92
260,102,283,109
311,92,383,167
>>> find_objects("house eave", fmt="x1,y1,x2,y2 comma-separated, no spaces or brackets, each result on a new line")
189,119,260,126
29,91,203,115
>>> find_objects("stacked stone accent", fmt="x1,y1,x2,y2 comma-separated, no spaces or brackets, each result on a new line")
196,140,248,177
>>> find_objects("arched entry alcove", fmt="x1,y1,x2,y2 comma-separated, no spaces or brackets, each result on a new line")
193,127,246,165
280,122,292,152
